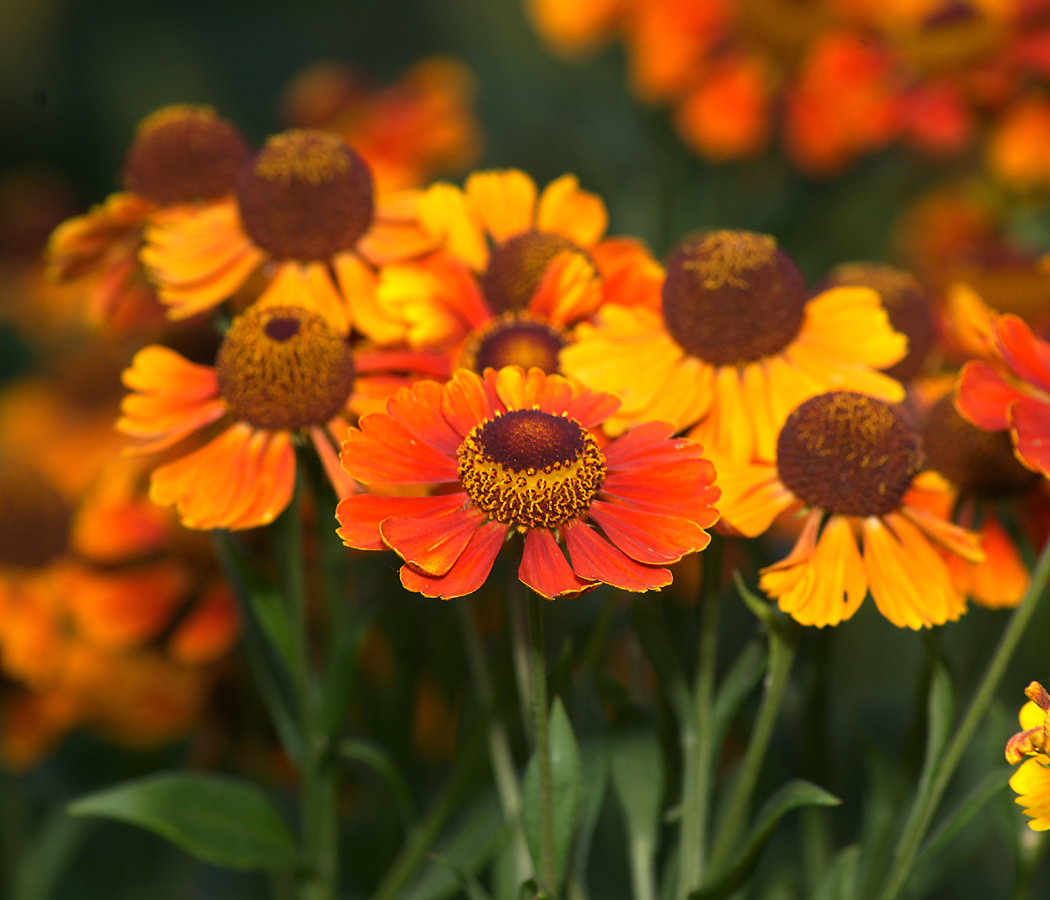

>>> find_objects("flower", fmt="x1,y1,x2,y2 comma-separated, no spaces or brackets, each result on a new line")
118,300,447,530
718,391,983,628
988,95,1050,191
45,105,250,330
1006,681,1050,831
561,230,907,465
956,312,1050,477
374,169,661,376
140,128,435,330
279,57,482,194
336,366,720,599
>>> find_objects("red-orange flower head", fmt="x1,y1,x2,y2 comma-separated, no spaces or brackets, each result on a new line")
122,105,250,205
237,129,374,261
336,366,720,599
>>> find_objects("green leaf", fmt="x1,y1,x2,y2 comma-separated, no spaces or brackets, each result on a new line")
630,600,694,730
522,697,583,893
571,739,610,896
427,853,495,900
339,738,417,826
922,660,954,780
711,640,766,755
611,723,664,853
691,780,841,900
809,844,859,900
732,571,782,635
916,766,1013,867
13,811,91,900
68,772,297,872
401,791,505,900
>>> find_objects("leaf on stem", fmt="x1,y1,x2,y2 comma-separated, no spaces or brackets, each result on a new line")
690,780,841,900
68,772,297,872
921,659,954,785
711,640,767,756
523,697,583,894
611,721,664,855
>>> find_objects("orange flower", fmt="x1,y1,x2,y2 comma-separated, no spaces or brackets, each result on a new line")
988,94,1050,191
337,366,720,599
46,105,250,330
140,128,435,331
718,391,983,628
1006,681,1050,831
956,313,1050,477
118,300,447,529
280,58,482,194
561,230,906,466
374,169,661,375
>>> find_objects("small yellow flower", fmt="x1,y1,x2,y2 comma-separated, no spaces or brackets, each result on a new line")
1006,681,1050,831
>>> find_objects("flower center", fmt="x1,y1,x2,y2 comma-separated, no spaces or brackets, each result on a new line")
460,315,567,375
662,230,808,366
122,104,250,205
458,409,606,531
777,392,920,517
823,262,934,381
216,304,355,430
237,130,374,261
922,394,1040,497
0,465,71,569
481,230,582,315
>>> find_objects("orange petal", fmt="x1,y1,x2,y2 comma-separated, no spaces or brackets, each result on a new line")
526,250,602,327
535,174,607,247
382,504,486,576
442,368,501,436
955,361,1019,431
465,170,536,243
342,413,460,484
417,182,489,271
587,500,711,564
590,238,663,311
519,527,594,598
386,379,465,455
400,519,508,598
257,261,350,334
996,314,1050,394
336,492,469,551
168,582,241,665
1010,397,1050,476
563,518,672,592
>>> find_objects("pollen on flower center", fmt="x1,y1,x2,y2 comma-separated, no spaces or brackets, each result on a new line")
481,230,583,315
457,409,606,531
661,230,809,366
237,130,374,261
777,392,921,517
460,314,567,375
122,104,250,205
922,394,1040,497
216,304,355,430
0,465,71,569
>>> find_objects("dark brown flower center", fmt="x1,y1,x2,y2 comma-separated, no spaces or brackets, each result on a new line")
822,262,934,381
460,315,567,375
481,231,582,315
122,104,250,205
237,130,374,260
217,304,355,430
777,392,921,517
662,231,808,366
0,466,71,569
922,394,1040,497
458,409,605,530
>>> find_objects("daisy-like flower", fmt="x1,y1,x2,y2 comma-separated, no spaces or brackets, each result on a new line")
1006,681,1050,831
718,391,983,628
913,387,1040,607
375,169,661,377
561,230,907,465
46,105,250,329
336,366,720,600
956,312,1050,477
118,299,447,530
140,128,434,332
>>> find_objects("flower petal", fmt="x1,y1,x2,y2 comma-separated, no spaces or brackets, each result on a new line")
955,361,1020,431
1010,396,1050,476
535,174,607,247
382,503,486,576
563,518,671,592
519,527,593,598
465,170,537,243
400,519,509,598
588,500,711,564
336,492,469,551
442,368,501,435
996,314,1050,394
342,412,461,484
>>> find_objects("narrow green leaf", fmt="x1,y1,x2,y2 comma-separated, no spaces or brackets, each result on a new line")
711,640,766,754
428,853,495,900
916,766,1013,867
522,697,583,893
691,780,841,900
401,791,505,900
809,844,860,900
339,738,417,826
13,812,91,900
630,600,693,730
571,739,610,898
68,772,297,872
922,660,954,779
611,724,664,853
732,572,781,635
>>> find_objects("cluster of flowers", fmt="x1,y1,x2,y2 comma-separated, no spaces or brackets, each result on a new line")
527,0,1050,181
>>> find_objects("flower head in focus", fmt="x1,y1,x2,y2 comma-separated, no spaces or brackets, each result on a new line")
718,391,983,627
1006,681,1050,830
337,366,720,599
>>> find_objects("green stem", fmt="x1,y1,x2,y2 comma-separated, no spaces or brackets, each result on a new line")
678,537,724,900
454,597,533,885
874,535,1050,900
629,837,658,900
708,614,797,874
529,591,556,895
510,575,535,745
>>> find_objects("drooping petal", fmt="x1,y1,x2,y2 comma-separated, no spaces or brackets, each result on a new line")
519,527,594,598
336,493,469,551
311,426,358,500
716,462,795,538
563,518,672,592
400,519,509,599
587,500,711,564
382,503,486,576
955,361,1021,431
995,314,1050,394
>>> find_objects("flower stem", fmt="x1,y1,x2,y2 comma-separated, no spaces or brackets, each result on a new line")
529,590,556,895
708,604,797,874
874,534,1050,900
678,537,724,900
454,597,533,885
